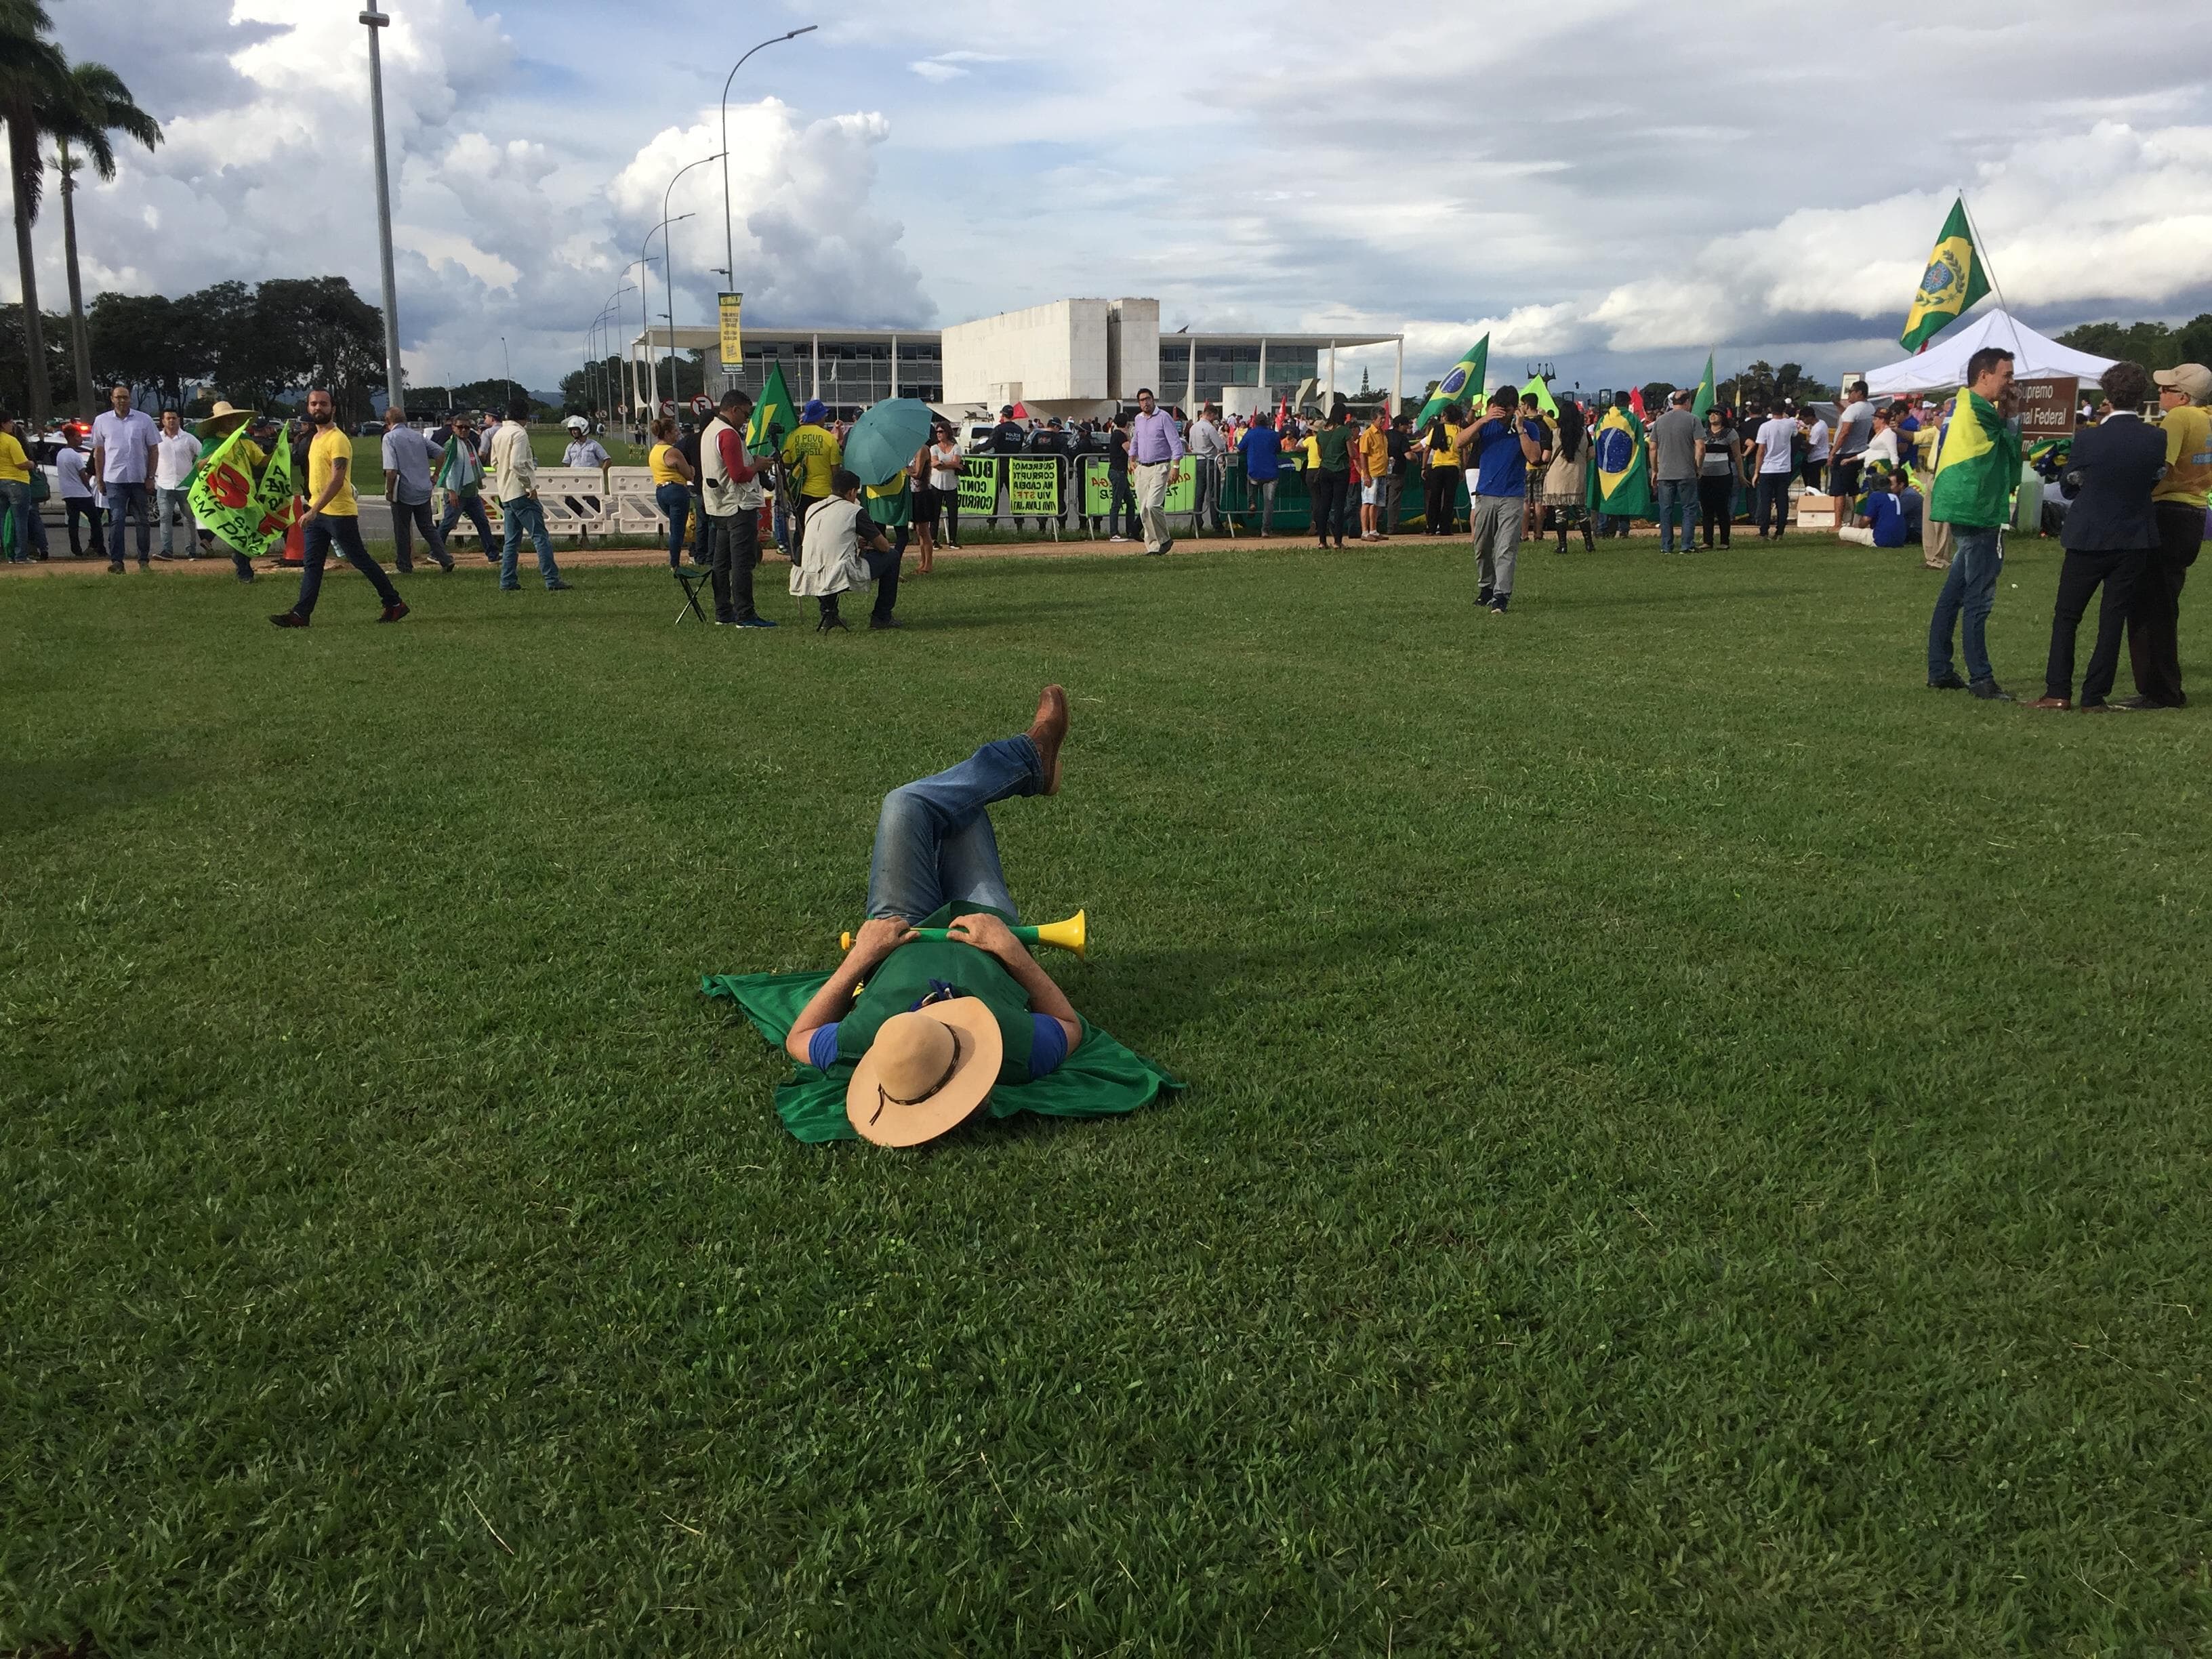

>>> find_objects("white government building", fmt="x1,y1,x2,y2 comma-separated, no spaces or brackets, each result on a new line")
623,297,1404,422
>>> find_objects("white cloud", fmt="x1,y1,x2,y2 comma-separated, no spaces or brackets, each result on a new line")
18,0,2212,400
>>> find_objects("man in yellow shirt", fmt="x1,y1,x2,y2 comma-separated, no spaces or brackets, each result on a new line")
779,397,842,568
2123,363,2212,707
1356,407,1391,541
271,388,408,628
0,409,39,562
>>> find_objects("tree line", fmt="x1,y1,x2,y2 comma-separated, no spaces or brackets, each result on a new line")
71,276,390,422
3,0,162,424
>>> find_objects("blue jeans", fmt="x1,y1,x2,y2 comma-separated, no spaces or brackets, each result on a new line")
499,495,561,588
105,480,152,562
438,491,496,559
156,485,197,556
293,512,400,617
865,735,1047,922
657,481,691,567
1927,526,2004,684
1656,477,1697,552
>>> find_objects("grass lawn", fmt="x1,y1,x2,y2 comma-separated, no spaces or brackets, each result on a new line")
4,532,2209,1655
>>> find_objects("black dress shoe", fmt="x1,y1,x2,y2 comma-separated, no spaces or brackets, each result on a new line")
869,614,903,630
2114,695,2175,710
1968,678,2013,702
1928,672,1969,691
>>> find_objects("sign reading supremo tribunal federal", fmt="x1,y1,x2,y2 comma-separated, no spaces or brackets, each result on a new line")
2014,377,2078,443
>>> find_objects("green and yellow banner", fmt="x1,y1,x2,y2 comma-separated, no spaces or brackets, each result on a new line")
188,414,293,559
1902,198,1990,353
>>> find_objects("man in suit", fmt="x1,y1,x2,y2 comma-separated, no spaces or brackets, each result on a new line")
2029,361,2166,711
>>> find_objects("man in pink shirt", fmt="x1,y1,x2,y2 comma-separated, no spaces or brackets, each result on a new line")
1125,388,1185,556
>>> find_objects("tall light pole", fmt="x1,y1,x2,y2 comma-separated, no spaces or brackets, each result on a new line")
638,239,669,417
596,283,633,422
642,212,694,418
499,335,512,405
720,26,818,297
359,7,406,417
661,156,720,409
613,258,652,420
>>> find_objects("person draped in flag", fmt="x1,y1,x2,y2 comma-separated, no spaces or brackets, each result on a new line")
1924,347,2022,701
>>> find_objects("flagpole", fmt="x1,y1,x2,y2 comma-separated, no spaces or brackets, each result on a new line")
1955,188,2027,363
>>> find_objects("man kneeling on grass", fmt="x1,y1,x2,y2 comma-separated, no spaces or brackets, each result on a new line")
785,687,1080,1145
791,468,904,632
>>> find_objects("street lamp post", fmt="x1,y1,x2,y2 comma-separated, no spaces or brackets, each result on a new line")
359,7,406,419
643,210,695,419
596,283,633,424
660,156,720,409
500,335,512,407
719,26,818,300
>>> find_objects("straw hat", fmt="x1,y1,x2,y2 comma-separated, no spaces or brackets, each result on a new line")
199,401,252,439
845,1002,1003,1147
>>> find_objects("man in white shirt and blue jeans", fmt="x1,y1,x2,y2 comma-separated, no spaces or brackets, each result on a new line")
89,383,160,571
1748,403,1800,539
152,409,207,561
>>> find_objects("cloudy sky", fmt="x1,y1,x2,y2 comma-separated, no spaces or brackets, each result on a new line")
25,0,2212,397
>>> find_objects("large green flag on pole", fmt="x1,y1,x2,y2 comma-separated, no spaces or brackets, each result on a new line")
188,413,294,560
747,361,796,457
1900,197,1990,352
1691,353,1717,419
1413,335,1488,429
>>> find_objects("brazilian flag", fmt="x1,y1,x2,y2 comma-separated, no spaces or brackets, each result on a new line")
1901,198,1990,352
1414,335,1488,430
1691,353,1717,420
747,360,796,457
1586,403,1654,520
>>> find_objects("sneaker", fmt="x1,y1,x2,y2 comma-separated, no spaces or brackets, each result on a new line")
108,561,125,574
155,550,179,561
1488,597,1511,615
545,578,573,591
869,614,904,630
1927,672,1968,691
2084,701,2130,714
715,617,741,628
436,556,455,573
1968,678,2014,702
270,611,309,628
1477,587,1494,607
738,615,779,628
1108,535,1129,544
234,566,257,583
378,600,409,624
1160,537,1174,555
2114,694,2175,710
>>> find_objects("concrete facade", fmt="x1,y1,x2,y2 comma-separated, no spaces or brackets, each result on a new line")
941,298,1161,413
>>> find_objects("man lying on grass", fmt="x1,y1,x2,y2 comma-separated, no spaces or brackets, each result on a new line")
782,685,1083,1145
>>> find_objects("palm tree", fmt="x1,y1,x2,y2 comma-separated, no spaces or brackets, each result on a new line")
0,0,66,424
50,64,163,413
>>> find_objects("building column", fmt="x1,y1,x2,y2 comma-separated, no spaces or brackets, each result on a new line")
812,333,821,401
890,333,898,400
1328,342,1336,405
1392,336,1404,417
1186,334,1197,413
1257,337,1267,405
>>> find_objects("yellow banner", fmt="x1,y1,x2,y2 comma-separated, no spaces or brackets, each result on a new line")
718,293,743,368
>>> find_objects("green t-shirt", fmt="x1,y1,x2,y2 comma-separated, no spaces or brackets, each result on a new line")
1311,424,1355,474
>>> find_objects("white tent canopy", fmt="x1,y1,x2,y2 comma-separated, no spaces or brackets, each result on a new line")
1861,309,2117,398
